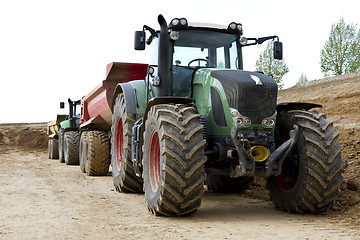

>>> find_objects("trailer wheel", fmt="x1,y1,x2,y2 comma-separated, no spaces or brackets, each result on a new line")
58,128,65,163
111,94,143,192
85,130,110,176
48,139,59,159
79,132,89,173
206,175,253,193
267,110,344,213
143,104,206,216
64,131,80,165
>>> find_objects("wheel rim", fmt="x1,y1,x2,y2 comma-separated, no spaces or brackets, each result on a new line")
115,117,123,172
274,146,299,191
275,175,297,191
149,130,160,193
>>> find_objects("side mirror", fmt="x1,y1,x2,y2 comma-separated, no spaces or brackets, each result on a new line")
134,31,146,50
60,102,65,109
273,41,283,60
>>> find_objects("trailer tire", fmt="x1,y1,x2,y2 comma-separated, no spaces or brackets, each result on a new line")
58,128,65,163
48,139,59,159
85,130,110,176
267,110,344,213
143,104,206,216
79,132,89,173
111,94,143,192
64,131,80,165
206,175,253,193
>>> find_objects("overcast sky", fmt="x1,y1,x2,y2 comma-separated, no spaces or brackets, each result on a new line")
0,0,358,123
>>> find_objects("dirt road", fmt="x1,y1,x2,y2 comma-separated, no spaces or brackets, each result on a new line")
1,72,360,239
0,145,359,240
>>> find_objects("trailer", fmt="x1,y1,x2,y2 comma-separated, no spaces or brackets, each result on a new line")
79,62,147,175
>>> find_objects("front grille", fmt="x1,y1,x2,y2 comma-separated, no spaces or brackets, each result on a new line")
211,70,278,124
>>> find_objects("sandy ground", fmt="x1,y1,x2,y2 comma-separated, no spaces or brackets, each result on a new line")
0,72,360,239
0,145,359,240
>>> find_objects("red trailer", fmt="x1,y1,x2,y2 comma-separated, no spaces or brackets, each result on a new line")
79,62,147,175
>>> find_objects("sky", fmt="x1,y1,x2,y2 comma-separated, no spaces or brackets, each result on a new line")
0,0,359,123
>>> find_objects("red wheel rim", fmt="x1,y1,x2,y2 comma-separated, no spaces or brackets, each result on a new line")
149,130,160,193
275,175,297,192
115,117,123,172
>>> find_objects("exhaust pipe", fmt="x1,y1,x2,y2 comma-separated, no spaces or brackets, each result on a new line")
157,14,172,97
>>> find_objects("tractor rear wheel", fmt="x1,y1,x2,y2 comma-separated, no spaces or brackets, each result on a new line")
143,104,206,216
58,129,65,163
79,131,89,173
64,131,80,165
48,139,59,159
267,110,344,213
111,94,143,192
206,175,254,193
85,130,110,176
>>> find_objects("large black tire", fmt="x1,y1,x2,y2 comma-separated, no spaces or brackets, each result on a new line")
143,104,206,216
85,130,110,176
48,139,59,159
111,94,143,192
206,175,254,193
267,110,344,213
58,129,65,163
79,131,88,173
64,131,80,165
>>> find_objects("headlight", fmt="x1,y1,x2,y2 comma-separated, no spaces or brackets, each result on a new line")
262,111,277,127
229,22,237,30
228,22,243,35
230,108,251,126
240,37,248,45
170,31,179,40
171,19,180,26
180,18,187,26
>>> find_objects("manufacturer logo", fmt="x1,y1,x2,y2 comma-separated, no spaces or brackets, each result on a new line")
250,75,263,86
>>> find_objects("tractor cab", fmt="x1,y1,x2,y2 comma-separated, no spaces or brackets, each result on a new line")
135,16,282,99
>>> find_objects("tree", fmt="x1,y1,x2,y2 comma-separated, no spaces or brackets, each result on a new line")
296,73,308,86
320,17,360,76
255,42,289,89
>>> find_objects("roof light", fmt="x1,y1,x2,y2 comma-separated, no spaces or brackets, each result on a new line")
171,18,179,26
169,18,188,28
228,22,243,35
180,18,187,26
229,22,237,30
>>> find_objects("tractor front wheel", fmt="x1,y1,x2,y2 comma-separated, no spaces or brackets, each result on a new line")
268,110,343,213
143,104,206,216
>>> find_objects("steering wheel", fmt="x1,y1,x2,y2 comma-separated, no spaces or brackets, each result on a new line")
188,58,209,67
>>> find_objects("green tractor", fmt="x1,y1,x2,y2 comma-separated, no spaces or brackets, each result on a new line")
58,98,81,165
111,15,343,216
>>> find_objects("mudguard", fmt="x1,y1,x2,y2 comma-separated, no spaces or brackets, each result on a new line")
112,80,148,115
276,102,322,113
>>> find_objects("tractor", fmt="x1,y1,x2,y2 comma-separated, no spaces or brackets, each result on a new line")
58,98,81,165
81,14,343,216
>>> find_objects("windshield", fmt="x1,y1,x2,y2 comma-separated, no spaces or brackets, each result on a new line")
172,30,240,69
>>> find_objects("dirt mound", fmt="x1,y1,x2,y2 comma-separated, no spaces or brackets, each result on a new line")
278,71,360,228
0,123,48,149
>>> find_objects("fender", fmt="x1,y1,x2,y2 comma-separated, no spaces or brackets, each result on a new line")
276,102,322,113
111,80,148,115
